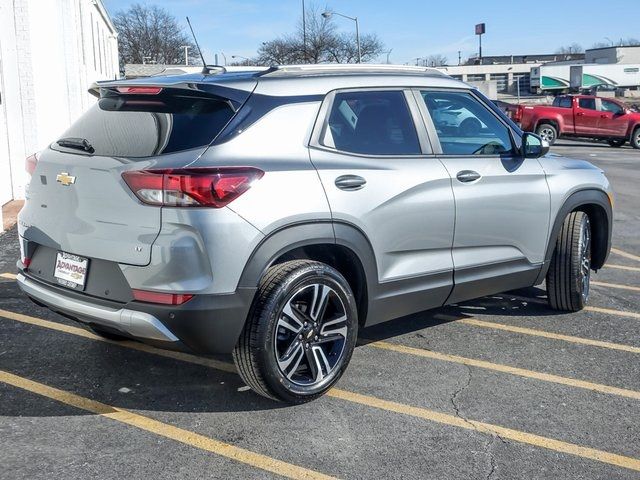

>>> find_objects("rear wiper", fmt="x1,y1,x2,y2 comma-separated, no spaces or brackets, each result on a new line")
56,137,95,154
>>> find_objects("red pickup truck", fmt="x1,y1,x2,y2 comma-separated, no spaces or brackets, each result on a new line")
516,95,640,149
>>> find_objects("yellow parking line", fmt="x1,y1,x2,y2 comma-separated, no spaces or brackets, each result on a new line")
327,389,640,472
2,309,640,472
458,318,640,354
585,305,640,320
0,370,336,480
591,281,640,293
0,273,16,280
606,264,640,273
366,341,640,400
610,248,640,263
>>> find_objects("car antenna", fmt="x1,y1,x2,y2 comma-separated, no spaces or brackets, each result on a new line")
186,16,224,74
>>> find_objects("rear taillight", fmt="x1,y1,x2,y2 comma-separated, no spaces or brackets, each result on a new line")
25,152,40,177
513,106,523,123
122,167,264,208
132,289,193,305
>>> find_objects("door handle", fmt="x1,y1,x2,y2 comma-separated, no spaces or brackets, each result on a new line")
335,175,366,191
600,114,608,118
576,112,585,117
456,170,481,183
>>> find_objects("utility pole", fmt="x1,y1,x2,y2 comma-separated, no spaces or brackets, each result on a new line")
458,50,461,65
181,45,190,65
302,0,307,63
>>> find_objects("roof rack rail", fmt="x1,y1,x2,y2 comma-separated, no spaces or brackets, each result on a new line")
258,64,446,77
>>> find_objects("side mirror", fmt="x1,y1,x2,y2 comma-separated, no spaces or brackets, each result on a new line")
522,132,550,159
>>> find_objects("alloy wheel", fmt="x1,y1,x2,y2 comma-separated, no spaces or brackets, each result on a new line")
579,217,591,301
274,283,349,387
539,127,555,143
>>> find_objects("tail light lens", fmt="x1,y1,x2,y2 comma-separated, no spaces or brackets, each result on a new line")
25,152,40,177
122,167,264,208
116,86,163,95
132,289,193,305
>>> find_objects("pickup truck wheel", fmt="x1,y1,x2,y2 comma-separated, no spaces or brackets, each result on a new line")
546,211,591,312
631,127,640,149
233,260,358,403
607,139,625,148
536,124,557,145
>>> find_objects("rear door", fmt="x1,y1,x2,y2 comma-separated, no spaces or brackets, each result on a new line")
598,98,629,137
19,86,238,266
574,97,601,135
415,89,550,304
309,88,455,323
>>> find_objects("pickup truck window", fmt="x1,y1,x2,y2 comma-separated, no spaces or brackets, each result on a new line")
553,97,572,108
421,91,514,156
578,98,597,110
600,100,624,115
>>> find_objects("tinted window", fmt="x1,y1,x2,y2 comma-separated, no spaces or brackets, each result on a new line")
600,99,624,115
55,92,235,158
322,90,421,155
420,91,515,156
578,98,596,110
553,97,572,108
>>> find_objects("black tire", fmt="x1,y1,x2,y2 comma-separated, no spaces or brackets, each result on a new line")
536,123,557,145
233,260,358,403
460,117,481,136
607,139,625,148
546,211,592,312
631,127,640,150
89,325,129,341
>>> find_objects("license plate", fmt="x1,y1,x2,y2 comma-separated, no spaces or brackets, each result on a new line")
54,252,89,290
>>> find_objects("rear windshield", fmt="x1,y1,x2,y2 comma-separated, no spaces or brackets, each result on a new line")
54,92,235,158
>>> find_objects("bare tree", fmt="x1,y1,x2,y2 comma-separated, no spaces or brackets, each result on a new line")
619,37,640,46
256,3,384,65
424,54,448,67
555,43,584,55
113,4,197,65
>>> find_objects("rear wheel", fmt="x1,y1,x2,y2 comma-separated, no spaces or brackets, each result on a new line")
631,127,640,149
233,260,358,403
607,139,625,148
536,123,558,145
546,211,591,312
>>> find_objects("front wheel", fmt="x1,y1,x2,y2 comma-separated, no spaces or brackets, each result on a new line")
536,123,557,145
546,211,591,312
607,139,625,148
233,260,358,403
631,127,640,150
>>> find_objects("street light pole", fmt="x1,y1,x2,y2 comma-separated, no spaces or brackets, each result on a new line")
181,45,190,65
321,11,361,63
302,0,307,63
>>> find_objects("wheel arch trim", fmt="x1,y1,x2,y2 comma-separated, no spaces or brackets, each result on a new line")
536,188,612,284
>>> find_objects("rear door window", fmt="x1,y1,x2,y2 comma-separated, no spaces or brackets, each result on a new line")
54,90,236,158
322,90,421,155
553,97,572,108
578,98,597,110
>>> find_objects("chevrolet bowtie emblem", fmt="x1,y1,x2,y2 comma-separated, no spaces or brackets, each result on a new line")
56,172,76,186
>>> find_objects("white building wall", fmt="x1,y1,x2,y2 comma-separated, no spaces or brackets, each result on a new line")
0,0,118,207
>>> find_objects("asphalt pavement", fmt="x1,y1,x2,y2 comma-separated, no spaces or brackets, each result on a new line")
0,138,639,479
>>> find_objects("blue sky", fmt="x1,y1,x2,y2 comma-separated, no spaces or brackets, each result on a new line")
102,0,640,65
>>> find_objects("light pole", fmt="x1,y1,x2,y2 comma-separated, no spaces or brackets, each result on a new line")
321,10,361,63
385,48,393,64
232,55,249,66
181,45,190,65
220,52,227,66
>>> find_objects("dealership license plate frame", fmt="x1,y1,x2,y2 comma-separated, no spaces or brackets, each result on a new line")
54,251,89,291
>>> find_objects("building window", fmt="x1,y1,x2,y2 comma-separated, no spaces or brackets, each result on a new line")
490,73,508,93
467,74,486,82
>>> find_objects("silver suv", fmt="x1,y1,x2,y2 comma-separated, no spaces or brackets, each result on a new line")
16,65,613,403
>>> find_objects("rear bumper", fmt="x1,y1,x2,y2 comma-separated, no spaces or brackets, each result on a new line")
16,270,256,354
